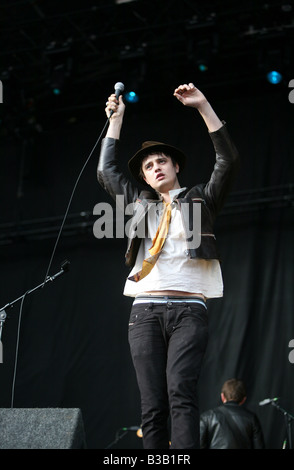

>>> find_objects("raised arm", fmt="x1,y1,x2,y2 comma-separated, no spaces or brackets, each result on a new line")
173,83,223,133
97,93,139,206
105,93,125,139
174,83,239,215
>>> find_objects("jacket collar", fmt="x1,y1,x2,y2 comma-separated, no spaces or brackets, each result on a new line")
139,187,187,201
224,401,241,407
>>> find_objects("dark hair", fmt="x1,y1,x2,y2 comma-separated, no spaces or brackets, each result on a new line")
138,151,177,180
221,378,246,403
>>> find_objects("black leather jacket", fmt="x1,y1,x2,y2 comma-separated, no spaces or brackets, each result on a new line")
200,402,265,449
97,124,239,268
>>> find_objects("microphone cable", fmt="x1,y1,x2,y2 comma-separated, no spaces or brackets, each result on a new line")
42,117,109,285
10,98,116,407
10,291,28,408
43,81,124,283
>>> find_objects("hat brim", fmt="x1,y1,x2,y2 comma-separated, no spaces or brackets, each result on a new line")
128,143,186,186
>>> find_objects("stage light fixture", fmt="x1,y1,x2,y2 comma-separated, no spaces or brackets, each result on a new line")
124,91,139,103
266,70,283,84
198,63,208,72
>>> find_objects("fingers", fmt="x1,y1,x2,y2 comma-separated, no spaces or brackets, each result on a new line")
105,93,117,108
107,93,118,104
173,83,196,95
105,93,120,117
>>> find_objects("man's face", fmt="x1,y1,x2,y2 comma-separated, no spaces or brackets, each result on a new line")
141,153,180,193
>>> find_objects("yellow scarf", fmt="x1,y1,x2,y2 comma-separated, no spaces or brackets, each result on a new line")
128,202,172,282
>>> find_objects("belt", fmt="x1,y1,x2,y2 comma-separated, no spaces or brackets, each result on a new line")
133,295,207,309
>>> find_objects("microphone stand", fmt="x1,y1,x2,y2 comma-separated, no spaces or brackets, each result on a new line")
105,427,140,449
0,260,70,345
105,429,129,449
271,400,294,449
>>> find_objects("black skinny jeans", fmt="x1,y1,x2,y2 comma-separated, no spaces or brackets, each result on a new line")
128,298,209,449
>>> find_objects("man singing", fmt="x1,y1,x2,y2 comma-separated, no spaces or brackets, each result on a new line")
97,83,239,449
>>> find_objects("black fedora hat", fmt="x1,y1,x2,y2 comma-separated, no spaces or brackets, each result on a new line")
128,140,186,185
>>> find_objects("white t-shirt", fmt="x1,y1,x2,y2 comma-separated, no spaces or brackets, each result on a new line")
123,188,223,299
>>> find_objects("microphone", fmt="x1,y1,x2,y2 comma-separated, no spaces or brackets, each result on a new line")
259,397,279,406
109,82,125,116
121,426,140,431
48,260,70,281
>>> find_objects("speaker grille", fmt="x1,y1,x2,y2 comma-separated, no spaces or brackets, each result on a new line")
0,408,86,449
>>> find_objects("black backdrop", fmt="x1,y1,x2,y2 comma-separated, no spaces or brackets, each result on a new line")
0,84,293,450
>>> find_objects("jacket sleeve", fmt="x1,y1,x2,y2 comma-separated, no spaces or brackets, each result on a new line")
252,414,266,449
97,137,139,207
199,412,211,449
204,123,240,216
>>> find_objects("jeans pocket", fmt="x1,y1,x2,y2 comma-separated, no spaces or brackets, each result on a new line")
128,303,148,327
188,303,208,323
128,311,137,327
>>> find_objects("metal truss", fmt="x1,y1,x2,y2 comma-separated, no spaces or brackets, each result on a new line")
1,1,293,124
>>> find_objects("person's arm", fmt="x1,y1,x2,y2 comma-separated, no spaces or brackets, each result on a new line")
199,412,211,449
252,415,266,449
97,94,138,205
173,83,223,132
105,93,125,139
174,82,239,216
